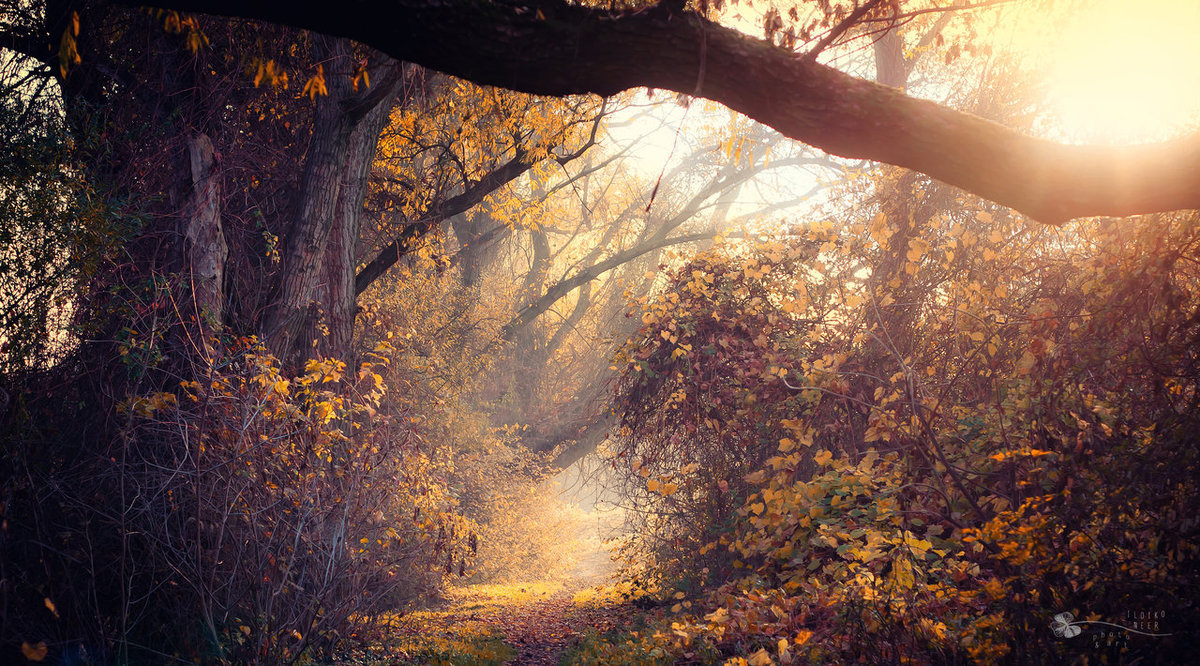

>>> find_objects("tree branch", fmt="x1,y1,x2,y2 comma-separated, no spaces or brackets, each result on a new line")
355,108,603,295
496,229,724,344
805,0,886,59
128,0,1200,223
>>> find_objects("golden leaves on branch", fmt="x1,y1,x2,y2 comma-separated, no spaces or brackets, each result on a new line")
301,64,328,100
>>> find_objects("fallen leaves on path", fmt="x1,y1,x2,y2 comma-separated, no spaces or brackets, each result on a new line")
349,578,641,665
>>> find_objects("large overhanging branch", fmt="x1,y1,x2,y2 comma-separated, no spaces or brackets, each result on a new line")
126,0,1200,223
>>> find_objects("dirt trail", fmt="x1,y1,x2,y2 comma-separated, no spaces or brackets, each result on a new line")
382,576,631,665
488,577,628,665
495,589,579,665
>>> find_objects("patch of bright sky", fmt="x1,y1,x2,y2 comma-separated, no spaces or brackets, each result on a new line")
601,91,695,178
600,0,1200,239
990,0,1200,143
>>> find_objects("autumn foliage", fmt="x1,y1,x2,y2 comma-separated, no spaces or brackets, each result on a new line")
596,170,1200,663
6,0,1200,662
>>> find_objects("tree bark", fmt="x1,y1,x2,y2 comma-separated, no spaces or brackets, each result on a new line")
316,63,402,358
264,38,356,359
128,0,1200,223
182,133,227,347
264,39,401,362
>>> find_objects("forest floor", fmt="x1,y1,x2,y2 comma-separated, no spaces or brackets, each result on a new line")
342,575,642,665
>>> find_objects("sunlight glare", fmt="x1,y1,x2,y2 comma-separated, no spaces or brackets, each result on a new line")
603,93,693,177
1045,0,1200,142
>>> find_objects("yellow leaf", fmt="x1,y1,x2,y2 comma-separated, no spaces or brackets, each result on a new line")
748,648,774,666
869,212,893,244
706,607,730,623
744,470,767,484
662,482,679,496
894,558,915,590
984,577,1005,600
302,64,327,100
647,478,660,492
906,238,929,263
779,438,796,452
1015,350,1037,375
795,630,814,645
814,449,833,466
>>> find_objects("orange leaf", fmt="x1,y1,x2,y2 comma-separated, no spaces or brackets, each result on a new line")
21,642,48,662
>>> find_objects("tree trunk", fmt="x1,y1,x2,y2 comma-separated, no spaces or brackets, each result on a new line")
316,67,401,358
873,27,907,89
182,133,227,351
264,38,356,360
264,39,400,363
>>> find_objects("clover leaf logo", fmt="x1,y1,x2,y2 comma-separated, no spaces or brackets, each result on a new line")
1051,612,1083,638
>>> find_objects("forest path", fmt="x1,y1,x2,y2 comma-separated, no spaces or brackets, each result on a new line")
379,577,634,665
490,584,591,665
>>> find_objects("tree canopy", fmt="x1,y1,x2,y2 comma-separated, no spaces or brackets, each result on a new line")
118,0,1200,223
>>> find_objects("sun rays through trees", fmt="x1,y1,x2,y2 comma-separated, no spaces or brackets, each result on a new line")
2,0,1200,663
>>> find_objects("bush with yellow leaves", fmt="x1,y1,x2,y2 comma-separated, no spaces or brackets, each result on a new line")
115,338,475,662
598,171,1199,663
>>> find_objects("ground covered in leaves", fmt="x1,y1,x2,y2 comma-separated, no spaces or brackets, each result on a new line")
337,579,646,665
